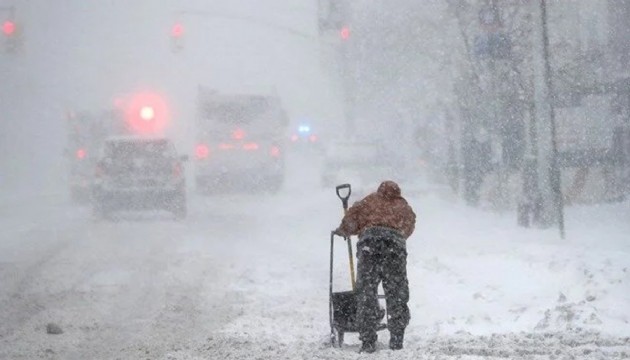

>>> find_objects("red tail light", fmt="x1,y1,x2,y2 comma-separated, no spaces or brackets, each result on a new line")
270,145,281,157
76,148,87,160
232,128,245,140
309,135,318,143
243,142,259,151
195,144,209,159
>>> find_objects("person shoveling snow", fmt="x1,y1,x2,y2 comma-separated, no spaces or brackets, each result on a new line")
335,180,416,353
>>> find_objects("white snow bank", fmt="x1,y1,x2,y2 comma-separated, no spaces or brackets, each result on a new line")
167,190,630,359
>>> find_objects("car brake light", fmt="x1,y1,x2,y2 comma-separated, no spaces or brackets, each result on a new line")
76,148,87,159
195,144,209,159
232,128,245,140
243,142,259,151
270,145,281,157
309,135,318,143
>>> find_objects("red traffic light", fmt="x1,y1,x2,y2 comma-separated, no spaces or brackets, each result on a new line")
171,23,184,38
76,148,87,160
340,26,350,40
139,106,155,121
124,92,169,134
2,21,16,36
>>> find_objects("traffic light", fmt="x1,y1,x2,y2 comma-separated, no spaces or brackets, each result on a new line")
170,23,184,53
171,23,184,38
318,0,350,35
340,26,350,40
124,92,169,134
2,20,15,36
139,106,156,121
2,19,21,53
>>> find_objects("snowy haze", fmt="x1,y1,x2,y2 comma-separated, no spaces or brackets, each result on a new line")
1,0,340,198
1,1,629,359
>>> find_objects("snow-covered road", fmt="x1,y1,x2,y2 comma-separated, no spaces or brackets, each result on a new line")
1,159,629,359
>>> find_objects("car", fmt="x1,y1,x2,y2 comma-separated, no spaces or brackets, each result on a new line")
92,136,188,219
194,88,288,193
289,124,322,152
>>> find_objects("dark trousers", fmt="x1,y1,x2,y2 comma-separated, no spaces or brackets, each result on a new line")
355,235,409,344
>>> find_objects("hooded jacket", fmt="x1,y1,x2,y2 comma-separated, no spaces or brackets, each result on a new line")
337,181,416,239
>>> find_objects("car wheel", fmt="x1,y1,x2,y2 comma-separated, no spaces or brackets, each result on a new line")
92,190,113,220
264,175,283,194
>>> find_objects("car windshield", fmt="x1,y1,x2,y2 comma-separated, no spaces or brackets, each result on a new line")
203,98,270,125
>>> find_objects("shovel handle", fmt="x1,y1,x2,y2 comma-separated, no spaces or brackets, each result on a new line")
335,184,355,290
346,236,356,290
336,184,351,211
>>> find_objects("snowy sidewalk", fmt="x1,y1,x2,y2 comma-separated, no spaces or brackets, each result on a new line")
170,193,630,359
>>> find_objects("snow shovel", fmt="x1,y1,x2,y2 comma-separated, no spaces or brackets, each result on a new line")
328,183,356,347
336,183,356,290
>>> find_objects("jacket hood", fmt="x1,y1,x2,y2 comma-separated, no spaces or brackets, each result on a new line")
377,180,401,199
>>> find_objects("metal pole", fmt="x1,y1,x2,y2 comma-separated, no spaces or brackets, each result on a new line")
540,0,565,239
329,230,335,341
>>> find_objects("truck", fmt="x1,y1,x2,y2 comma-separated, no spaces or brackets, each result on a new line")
194,87,289,193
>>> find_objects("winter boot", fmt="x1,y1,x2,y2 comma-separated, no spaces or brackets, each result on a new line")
389,331,404,350
359,341,376,354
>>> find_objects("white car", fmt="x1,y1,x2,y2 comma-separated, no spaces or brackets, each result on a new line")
92,136,188,219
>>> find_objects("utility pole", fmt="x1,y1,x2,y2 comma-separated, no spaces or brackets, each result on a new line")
467,1,511,208
531,0,565,238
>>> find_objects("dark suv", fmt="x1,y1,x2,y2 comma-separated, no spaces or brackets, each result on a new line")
194,90,287,193
92,136,188,219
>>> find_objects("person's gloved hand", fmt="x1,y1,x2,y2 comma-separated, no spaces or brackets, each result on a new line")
333,228,348,237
